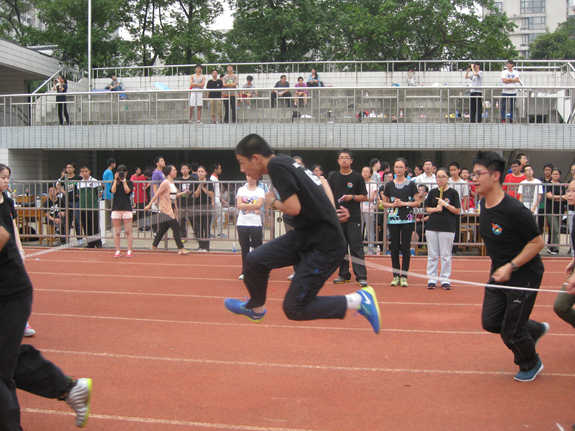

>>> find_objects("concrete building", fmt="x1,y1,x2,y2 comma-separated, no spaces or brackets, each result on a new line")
486,0,573,58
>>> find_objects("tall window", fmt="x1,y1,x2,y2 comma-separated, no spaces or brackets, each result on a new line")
522,16,546,29
521,0,545,14
522,33,540,43
494,2,503,12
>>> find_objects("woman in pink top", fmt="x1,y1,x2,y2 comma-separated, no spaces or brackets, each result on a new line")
294,76,308,108
144,165,190,255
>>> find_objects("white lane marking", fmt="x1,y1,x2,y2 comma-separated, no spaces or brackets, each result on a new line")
20,408,326,431
34,348,575,377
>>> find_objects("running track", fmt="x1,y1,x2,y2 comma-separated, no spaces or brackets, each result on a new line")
16,250,575,430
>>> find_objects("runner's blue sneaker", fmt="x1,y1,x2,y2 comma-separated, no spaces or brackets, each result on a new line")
224,298,266,323
514,358,544,382
357,286,381,334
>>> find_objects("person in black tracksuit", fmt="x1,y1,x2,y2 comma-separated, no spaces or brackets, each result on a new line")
472,151,548,382
327,149,368,287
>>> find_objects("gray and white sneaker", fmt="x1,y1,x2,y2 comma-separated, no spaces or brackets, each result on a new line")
66,378,92,428
287,272,295,281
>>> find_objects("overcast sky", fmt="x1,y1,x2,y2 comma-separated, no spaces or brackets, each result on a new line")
210,3,234,30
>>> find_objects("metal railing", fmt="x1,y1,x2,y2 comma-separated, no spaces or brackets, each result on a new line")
10,179,573,255
1,85,573,128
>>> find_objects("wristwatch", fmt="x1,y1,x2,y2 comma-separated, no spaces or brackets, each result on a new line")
351,195,355,201
509,261,518,271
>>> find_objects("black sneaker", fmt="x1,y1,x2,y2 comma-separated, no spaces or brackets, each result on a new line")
442,283,451,290
427,282,436,289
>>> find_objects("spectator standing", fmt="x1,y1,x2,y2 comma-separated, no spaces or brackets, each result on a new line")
448,162,469,254
465,62,483,123
223,65,239,123
271,75,292,108
501,60,520,123
413,164,423,178
328,149,369,287
414,159,437,189
190,162,199,180
380,158,421,287
508,153,528,173
503,160,527,199
312,165,323,178
236,175,266,280
210,163,226,238
193,166,214,252
518,165,543,216
545,167,566,255
206,69,223,123
145,165,190,255
102,158,116,234
77,164,102,249
424,168,461,289
61,162,82,242
129,166,141,182
175,163,195,239
294,77,308,108
53,75,70,125
307,68,321,87
150,155,166,233
370,158,381,183
361,166,379,255
189,64,205,124
110,165,134,258
133,168,149,231
537,163,553,235
460,168,477,210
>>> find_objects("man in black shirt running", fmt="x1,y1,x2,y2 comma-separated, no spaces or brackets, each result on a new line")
224,134,381,333
328,149,368,287
472,151,548,382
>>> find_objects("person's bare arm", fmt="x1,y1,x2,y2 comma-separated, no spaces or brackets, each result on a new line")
492,235,544,283
0,225,10,252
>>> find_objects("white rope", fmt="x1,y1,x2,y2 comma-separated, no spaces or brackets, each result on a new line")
25,236,102,259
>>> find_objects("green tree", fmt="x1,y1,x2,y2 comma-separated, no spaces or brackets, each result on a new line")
529,18,575,60
23,0,128,68
0,0,33,41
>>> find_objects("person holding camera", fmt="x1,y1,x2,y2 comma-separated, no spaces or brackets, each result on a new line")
110,165,134,258
465,62,483,123
53,75,70,125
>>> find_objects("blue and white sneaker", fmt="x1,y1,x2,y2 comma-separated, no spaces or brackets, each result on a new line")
224,298,266,323
514,358,544,382
357,286,381,334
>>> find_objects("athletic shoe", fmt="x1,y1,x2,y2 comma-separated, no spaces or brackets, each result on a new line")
238,274,244,280
400,277,408,287
66,378,92,428
78,239,84,245
114,250,121,258
533,322,550,348
427,282,436,289
547,248,558,255
514,358,544,382
126,250,133,258
287,272,295,281
224,298,266,323
333,277,352,284
357,286,381,334
410,248,416,256
357,279,369,288
390,276,400,286
442,283,451,290
23,325,36,337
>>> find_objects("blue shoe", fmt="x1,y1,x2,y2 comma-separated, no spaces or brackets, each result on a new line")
514,358,543,382
224,298,266,323
533,322,550,348
357,286,381,334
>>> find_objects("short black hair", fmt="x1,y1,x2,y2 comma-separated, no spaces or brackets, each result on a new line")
143,168,153,178
180,163,190,170
211,68,219,74
516,153,526,160
510,159,521,167
470,151,506,185
338,148,353,159
154,155,164,166
543,163,554,169
247,75,253,81
117,164,128,173
380,161,390,171
80,164,90,171
212,163,221,173
280,74,286,79
106,158,115,167
370,158,380,168
236,134,274,158
163,165,174,176
415,164,423,172
523,164,532,170
190,162,199,171
423,159,433,165
418,184,429,192
449,161,460,170
507,59,515,65
293,156,303,163
66,162,76,168
552,167,562,175
298,76,304,81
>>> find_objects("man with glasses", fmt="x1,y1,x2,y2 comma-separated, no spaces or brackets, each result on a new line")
472,151,548,382
414,159,437,189
328,149,369,287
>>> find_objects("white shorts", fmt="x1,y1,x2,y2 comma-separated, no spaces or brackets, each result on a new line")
111,210,133,220
189,91,203,107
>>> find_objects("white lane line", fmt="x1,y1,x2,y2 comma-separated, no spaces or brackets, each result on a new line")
32,312,575,336
35,348,575,377
20,408,326,431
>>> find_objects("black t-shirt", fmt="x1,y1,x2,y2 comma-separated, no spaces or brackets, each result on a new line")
112,181,134,211
479,194,544,286
268,154,345,251
544,182,566,214
206,79,223,98
327,170,367,223
43,196,64,219
0,193,17,236
0,217,32,302
62,174,82,203
383,180,419,224
175,176,195,207
193,181,213,211
424,187,461,232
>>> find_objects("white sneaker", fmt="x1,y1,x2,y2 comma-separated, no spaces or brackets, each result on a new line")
78,239,85,245
23,324,36,337
238,274,244,280
66,378,92,428
287,272,295,281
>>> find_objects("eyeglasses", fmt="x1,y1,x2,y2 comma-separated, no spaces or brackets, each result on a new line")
566,189,575,193
338,157,351,160
473,171,495,177
436,175,448,179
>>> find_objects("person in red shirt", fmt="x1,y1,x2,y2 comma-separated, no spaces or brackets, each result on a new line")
461,168,476,209
134,168,150,231
503,160,526,199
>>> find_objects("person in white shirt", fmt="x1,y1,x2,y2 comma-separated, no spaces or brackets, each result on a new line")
500,59,520,123
518,165,543,215
361,166,379,255
465,62,484,123
414,159,437,189
210,163,226,238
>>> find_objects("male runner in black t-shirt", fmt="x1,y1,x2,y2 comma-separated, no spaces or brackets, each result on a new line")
224,134,381,333
327,149,368,286
472,151,549,382
0,218,93,429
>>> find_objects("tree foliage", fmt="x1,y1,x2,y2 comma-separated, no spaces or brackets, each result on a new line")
529,18,575,60
0,0,33,41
